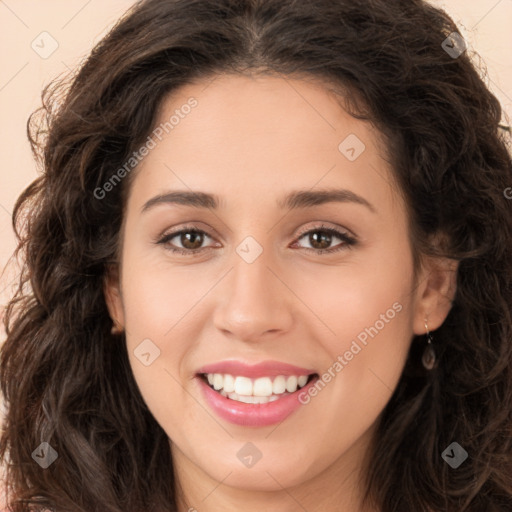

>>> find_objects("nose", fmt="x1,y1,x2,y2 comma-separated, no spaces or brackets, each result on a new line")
212,250,295,343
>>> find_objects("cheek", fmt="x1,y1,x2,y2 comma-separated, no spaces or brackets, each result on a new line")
121,246,206,341
118,251,206,418
296,243,413,350
294,234,414,384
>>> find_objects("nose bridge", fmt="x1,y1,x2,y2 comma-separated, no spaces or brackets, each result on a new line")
212,239,294,340
232,245,275,306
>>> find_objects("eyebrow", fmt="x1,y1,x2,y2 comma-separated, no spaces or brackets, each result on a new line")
141,188,376,214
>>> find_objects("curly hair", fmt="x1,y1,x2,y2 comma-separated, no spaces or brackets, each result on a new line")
1,0,511,511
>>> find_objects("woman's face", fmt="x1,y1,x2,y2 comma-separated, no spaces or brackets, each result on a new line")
105,74,453,500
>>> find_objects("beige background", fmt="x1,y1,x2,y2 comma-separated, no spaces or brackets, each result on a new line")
0,0,510,507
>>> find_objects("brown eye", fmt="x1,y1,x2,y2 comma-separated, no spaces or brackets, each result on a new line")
294,226,357,254
305,230,333,250
157,227,216,255
178,231,205,250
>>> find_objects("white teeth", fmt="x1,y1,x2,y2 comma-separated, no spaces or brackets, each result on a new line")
213,373,223,391
253,377,273,397
226,391,285,404
204,372,311,400
223,373,235,393
272,375,287,394
234,376,253,395
286,375,298,393
298,375,308,387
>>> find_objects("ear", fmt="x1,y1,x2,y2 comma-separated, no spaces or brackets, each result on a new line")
412,255,459,335
103,263,125,330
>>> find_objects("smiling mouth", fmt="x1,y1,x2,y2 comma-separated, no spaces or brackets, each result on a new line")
198,372,318,404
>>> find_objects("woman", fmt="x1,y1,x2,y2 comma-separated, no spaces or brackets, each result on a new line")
1,0,511,511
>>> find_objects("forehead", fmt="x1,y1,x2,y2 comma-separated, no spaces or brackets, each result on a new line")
152,73,375,153
127,73,400,215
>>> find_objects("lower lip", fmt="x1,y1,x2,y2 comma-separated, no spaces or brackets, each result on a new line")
197,375,318,427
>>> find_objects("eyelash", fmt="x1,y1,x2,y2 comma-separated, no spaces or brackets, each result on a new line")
155,223,357,256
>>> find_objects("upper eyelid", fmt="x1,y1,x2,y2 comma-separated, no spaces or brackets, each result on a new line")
295,223,355,239
159,222,356,246
161,222,352,237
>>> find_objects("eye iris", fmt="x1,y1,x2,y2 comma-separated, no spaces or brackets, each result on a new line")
309,231,331,250
181,231,204,249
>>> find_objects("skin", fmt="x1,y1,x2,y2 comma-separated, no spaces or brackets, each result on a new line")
104,73,458,512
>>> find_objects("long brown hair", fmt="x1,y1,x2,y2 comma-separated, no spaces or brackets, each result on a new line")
1,0,511,511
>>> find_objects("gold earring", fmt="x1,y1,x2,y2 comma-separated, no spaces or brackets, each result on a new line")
422,319,436,370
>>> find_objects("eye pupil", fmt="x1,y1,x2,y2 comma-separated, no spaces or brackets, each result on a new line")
310,231,331,250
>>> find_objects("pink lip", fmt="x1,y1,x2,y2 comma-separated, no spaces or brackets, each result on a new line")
196,359,316,379
197,374,319,427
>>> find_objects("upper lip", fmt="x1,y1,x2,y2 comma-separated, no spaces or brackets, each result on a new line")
196,360,317,379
